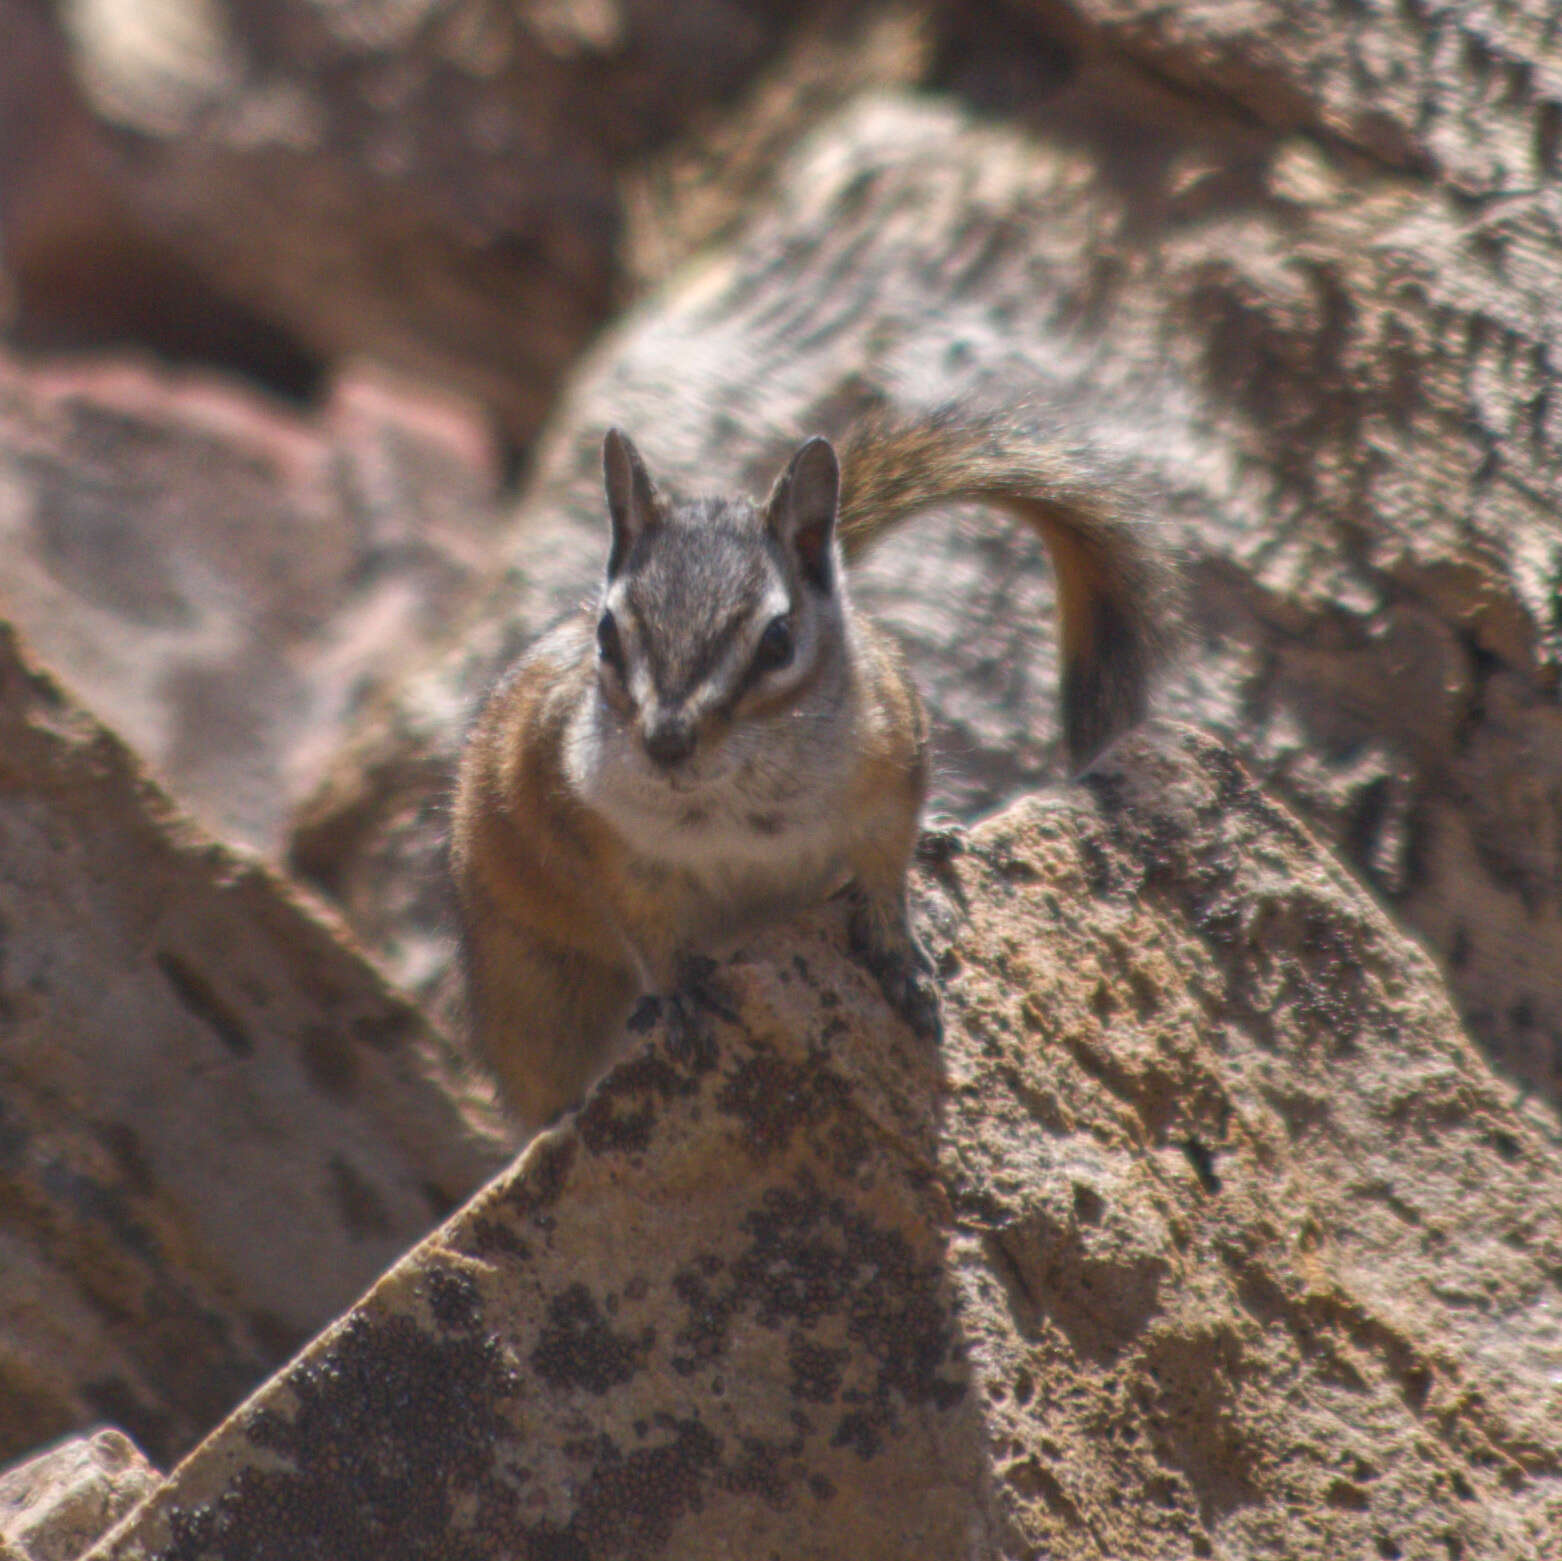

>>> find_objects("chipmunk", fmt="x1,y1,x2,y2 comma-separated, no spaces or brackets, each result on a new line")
451,410,1171,1131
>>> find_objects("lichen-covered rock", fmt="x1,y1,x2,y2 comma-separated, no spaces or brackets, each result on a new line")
291,71,1562,1102
0,1429,159,1561
0,623,508,1470
90,728,1562,1559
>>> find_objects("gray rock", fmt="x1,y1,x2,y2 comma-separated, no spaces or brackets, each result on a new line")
0,0,914,438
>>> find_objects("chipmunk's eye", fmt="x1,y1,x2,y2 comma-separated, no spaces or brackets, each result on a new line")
596,610,626,675
751,616,793,675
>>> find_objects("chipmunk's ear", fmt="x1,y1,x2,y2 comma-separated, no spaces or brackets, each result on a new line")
766,435,839,591
603,427,662,578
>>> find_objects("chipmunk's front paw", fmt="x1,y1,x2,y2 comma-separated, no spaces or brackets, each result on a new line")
845,887,943,1041
915,816,967,868
639,956,734,1072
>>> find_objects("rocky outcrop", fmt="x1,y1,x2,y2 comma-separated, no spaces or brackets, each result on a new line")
82,729,1562,1560
1049,0,1562,191
1,1430,159,1561
0,622,507,1470
11,2,1559,1103
1,4,1560,1553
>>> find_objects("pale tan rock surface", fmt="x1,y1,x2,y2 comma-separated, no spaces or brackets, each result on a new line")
0,348,505,855
86,729,1562,1560
0,1430,159,1561
0,622,508,1469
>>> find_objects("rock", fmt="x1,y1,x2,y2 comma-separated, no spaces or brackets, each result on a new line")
0,1429,159,1561
290,75,1562,1101
82,728,1562,1559
0,0,932,441
0,347,506,857
0,622,508,1470
0,0,322,398
1047,0,1562,193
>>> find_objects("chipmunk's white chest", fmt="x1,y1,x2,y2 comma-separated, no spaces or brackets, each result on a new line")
569,727,850,910
648,793,847,896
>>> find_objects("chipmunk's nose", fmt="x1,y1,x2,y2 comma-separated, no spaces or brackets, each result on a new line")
644,716,695,769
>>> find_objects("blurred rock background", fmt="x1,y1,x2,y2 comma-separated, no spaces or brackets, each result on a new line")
1,1,1560,1556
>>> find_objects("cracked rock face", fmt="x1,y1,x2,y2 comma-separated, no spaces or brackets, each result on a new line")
87,729,1562,1560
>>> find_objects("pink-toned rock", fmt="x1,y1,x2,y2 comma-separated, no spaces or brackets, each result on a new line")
0,348,504,857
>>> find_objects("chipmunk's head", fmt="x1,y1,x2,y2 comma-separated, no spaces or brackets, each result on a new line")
573,428,853,824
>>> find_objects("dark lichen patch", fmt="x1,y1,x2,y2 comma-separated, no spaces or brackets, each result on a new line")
723,1433,804,1503
1247,896,1392,1053
787,1336,849,1403
157,1312,522,1561
499,1134,577,1223
715,1046,859,1166
519,1413,721,1561
426,1263,483,1333
831,1410,883,1458
464,1215,532,1262
530,1283,655,1394
578,1049,697,1157
667,1176,966,1459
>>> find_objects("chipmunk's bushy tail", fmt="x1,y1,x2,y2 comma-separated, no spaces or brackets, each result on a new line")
837,408,1176,770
